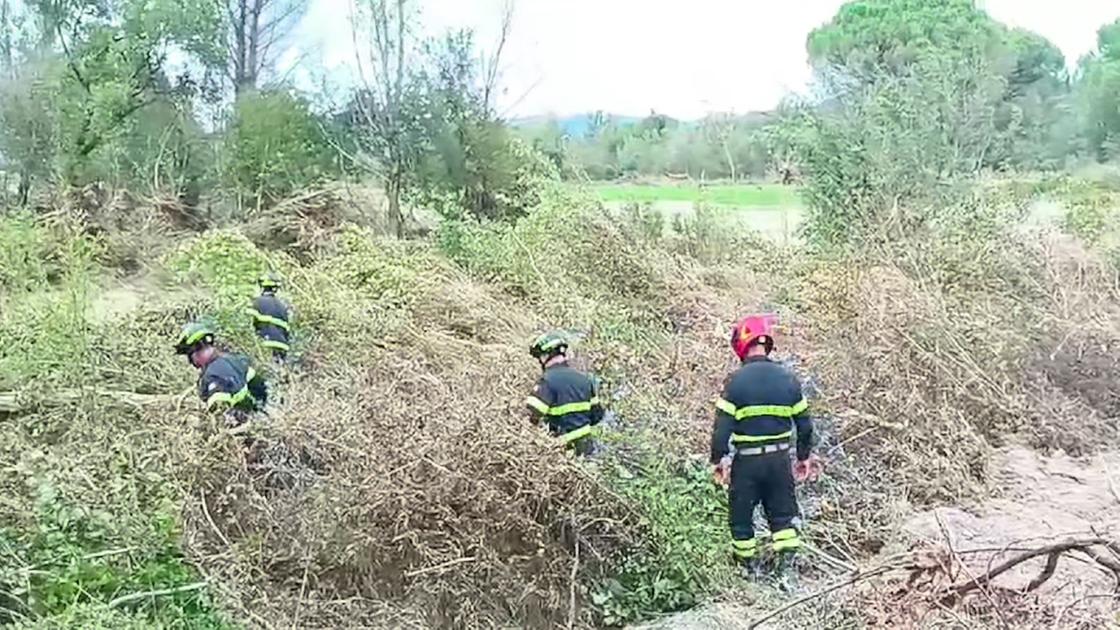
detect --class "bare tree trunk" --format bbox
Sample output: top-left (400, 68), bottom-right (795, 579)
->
top-left (0, 0), bottom-right (13, 79)
top-left (723, 141), bottom-right (736, 182)
top-left (482, 0), bottom-right (514, 117)
top-left (247, 0), bottom-right (262, 91)
top-left (233, 0), bottom-right (248, 94)
top-left (229, 0), bottom-right (305, 96)
top-left (387, 168), bottom-right (403, 237)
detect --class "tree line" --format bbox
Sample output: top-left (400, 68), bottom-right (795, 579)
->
top-left (0, 0), bottom-right (547, 235)
top-left (0, 0), bottom-right (1117, 235)
top-left (519, 1), bottom-right (1120, 183)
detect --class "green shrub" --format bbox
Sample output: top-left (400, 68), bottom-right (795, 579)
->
top-left (161, 229), bottom-right (301, 360)
top-left (0, 482), bottom-right (225, 628)
top-left (595, 449), bottom-right (732, 626)
top-left (437, 187), bottom-right (669, 307)
top-left (0, 218), bottom-right (99, 387)
top-left (0, 213), bottom-right (51, 292)
top-left (224, 90), bottom-right (337, 205)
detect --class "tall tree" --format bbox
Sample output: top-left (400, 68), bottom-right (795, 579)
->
top-left (1075, 18), bottom-right (1120, 160)
top-left (226, 0), bottom-right (307, 95)
top-left (349, 0), bottom-right (420, 236)
top-left (0, 0), bottom-right (222, 190)
top-left (807, 0), bottom-right (1004, 76)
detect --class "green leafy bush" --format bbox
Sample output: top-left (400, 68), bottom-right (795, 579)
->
top-left (224, 91), bottom-right (337, 204)
top-left (0, 213), bottom-right (52, 292)
top-left (0, 217), bottom-right (100, 387)
top-left (0, 479), bottom-right (225, 628)
top-left (594, 451), bottom-right (732, 626)
top-left (161, 229), bottom-right (295, 356)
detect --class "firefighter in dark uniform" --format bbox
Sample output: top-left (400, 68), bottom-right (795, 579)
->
top-left (525, 331), bottom-right (604, 455)
top-left (710, 314), bottom-right (817, 585)
top-left (248, 272), bottom-right (292, 360)
top-left (174, 321), bottom-right (268, 418)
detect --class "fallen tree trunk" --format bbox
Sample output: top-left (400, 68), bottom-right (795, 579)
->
top-left (0, 389), bottom-right (179, 414)
top-left (748, 533), bottom-right (1120, 628)
top-left (939, 535), bottom-right (1120, 605)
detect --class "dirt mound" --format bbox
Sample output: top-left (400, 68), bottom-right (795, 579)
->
top-left (242, 184), bottom-right (394, 256)
top-left (883, 447), bottom-right (1120, 627)
top-left (907, 446), bottom-right (1120, 572)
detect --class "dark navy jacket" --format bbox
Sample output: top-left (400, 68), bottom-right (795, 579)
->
top-left (526, 363), bottom-right (603, 443)
top-left (199, 353), bottom-right (267, 411)
top-left (249, 292), bottom-right (291, 353)
top-left (710, 356), bottom-right (813, 463)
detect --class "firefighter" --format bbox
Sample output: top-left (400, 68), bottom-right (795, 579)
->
top-left (710, 314), bottom-right (817, 586)
top-left (525, 331), bottom-right (604, 455)
top-left (248, 272), bottom-right (292, 360)
top-left (174, 321), bottom-right (268, 418)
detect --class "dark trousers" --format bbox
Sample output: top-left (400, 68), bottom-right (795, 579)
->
top-left (728, 450), bottom-right (802, 559)
top-left (569, 436), bottom-right (599, 456)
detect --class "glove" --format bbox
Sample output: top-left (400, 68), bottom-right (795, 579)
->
top-left (712, 457), bottom-right (731, 487)
top-left (793, 454), bottom-right (824, 483)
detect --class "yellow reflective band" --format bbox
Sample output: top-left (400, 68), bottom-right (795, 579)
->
top-left (590, 396), bottom-right (601, 406)
top-left (547, 401), bottom-right (594, 416)
top-left (246, 367), bottom-right (256, 382)
top-left (772, 528), bottom-right (801, 551)
top-left (559, 424), bottom-right (593, 444)
top-left (773, 539), bottom-right (802, 551)
top-left (261, 339), bottom-right (290, 351)
top-left (206, 392), bottom-right (232, 408)
top-left (731, 539), bottom-right (758, 558)
top-left (790, 398), bottom-right (808, 415)
top-left (205, 386), bottom-right (249, 409)
top-left (735, 405), bottom-right (802, 420)
top-left (730, 431), bottom-right (793, 443)
top-left (772, 529), bottom-right (798, 541)
top-left (526, 396), bottom-right (550, 414)
top-left (716, 398), bottom-right (737, 415)
top-left (247, 308), bottom-right (290, 331)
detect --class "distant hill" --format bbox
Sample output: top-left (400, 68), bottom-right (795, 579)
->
top-left (510, 111), bottom-right (776, 136)
top-left (510, 113), bottom-right (646, 137)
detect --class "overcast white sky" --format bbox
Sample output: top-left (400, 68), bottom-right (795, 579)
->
top-left (289, 0), bottom-right (1120, 119)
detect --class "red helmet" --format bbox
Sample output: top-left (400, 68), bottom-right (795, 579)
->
top-left (729, 314), bottom-right (777, 360)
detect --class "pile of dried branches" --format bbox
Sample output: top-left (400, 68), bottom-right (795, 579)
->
top-left (242, 184), bottom-right (392, 255)
top-left (750, 533), bottom-right (1120, 629)
top-left (790, 227), bottom-right (1120, 559)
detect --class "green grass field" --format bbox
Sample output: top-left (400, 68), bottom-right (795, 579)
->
top-left (592, 183), bottom-right (802, 207)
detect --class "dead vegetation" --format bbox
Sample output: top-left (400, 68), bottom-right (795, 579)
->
top-left (3, 186), bottom-right (1120, 628)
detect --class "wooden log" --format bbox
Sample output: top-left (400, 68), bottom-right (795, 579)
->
top-left (0, 389), bottom-right (178, 414)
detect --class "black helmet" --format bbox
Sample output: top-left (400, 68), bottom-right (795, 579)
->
top-left (258, 271), bottom-right (282, 290)
top-left (174, 321), bottom-right (216, 354)
top-left (529, 330), bottom-right (568, 359)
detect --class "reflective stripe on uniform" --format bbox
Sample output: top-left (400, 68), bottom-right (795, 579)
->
top-left (771, 528), bottom-right (801, 552)
top-left (526, 397), bottom-right (600, 416)
top-left (526, 396), bottom-right (550, 414)
top-left (246, 308), bottom-right (291, 331)
top-left (549, 401), bottom-right (593, 415)
top-left (206, 386), bottom-right (249, 409)
top-left (716, 398), bottom-right (809, 420)
top-left (731, 537), bottom-right (758, 558)
top-left (559, 424), bottom-right (594, 444)
top-left (731, 430), bottom-right (793, 443)
top-left (261, 339), bottom-right (290, 352)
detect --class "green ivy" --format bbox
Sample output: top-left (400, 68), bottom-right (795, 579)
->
top-left (0, 480), bottom-right (227, 628)
top-left (594, 449), bottom-right (733, 626)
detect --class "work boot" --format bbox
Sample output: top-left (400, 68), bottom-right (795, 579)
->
top-left (737, 556), bottom-right (763, 581)
top-left (770, 553), bottom-right (800, 592)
